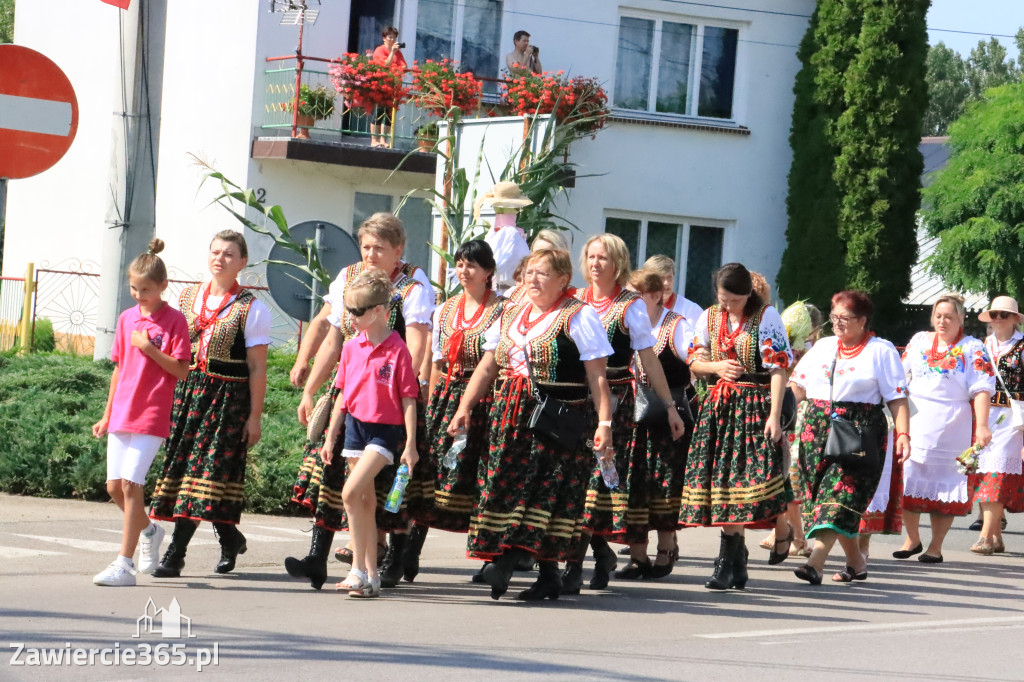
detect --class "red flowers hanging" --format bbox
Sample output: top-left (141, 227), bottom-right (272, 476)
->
top-left (412, 59), bottom-right (483, 117)
top-left (500, 71), bottom-right (609, 134)
top-left (329, 53), bottom-right (410, 115)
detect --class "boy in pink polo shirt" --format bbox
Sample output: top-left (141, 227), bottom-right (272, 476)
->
top-left (91, 239), bottom-right (191, 586)
top-left (324, 269), bottom-right (419, 598)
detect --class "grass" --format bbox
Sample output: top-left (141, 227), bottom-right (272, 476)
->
top-left (0, 349), bottom-right (308, 515)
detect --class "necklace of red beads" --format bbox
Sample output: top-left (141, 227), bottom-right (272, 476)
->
top-left (193, 281), bottom-right (241, 333)
top-left (584, 286), bottom-right (621, 317)
top-left (837, 332), bottom-right (872, 359)
top-left (927, 331), bottom-right (963, 364)
top-left (517, 294), bottom-right (566, 335)
top-left (717, 308), bottom-right (747, 359)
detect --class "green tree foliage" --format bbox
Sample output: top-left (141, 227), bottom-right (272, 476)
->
top-left (832, 0), bottom-right (928, 325)
top-left (923, 34), bottom-right (1022, 135)
top-left (0, 0), bottom-right (13, 45)
top-left (778, 0), bottom-right (928, 331)
top-left (922, 83), bottom-right (1024, 299)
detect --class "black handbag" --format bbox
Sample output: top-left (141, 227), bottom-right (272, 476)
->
top-left (823, 355), bottom-right (881, 470)
top-left (634, 384), bottom-right (693, 426)
top-left (524, 348), bottom-right (587, 449)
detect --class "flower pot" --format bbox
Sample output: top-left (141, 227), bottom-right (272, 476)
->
top-left (293, 113), bottom-right (316, 139)
top-left (417, 138), bottom-right (436, 153)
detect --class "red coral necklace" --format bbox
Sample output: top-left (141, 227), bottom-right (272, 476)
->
top-left (927, 331), bottom-right (963, 364)
top-left (518, 295), bottom-right (566, 335)
top-left (717, 308), bottom-right (747, 358)
top-left (584, 286), bottom-right (620, 317)
top-left (193, 281), bottom-right (241, 333)
top-left (837, 332), bottom-right (873, 359)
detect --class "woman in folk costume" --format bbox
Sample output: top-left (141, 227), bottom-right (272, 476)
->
top-left (504, 229), bottom-right (571, 305)
top-left (969, 296), bottom-right (1024, 555)
top-left (150, 230), bottom-right (271, 578)
top-left (679, 263), bottom-right (793, 590)
top-left (565, 235), bottom-right (686, 593)
top-left (285, 213), bottom-right (433, 590)
top-left (412, 240), bottom-right (503, 534)
top-left (474, 181), bottom-right (532, 295)
top-left (895, 294), bottom-right (994, 564)
top-left (612, 270), bottom-right (696, 580)
top-left (448, 248), bottom-right (615, 601)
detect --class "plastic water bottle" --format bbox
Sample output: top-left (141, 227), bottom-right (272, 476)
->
top-left (598, 449), bottom-right (619, 489)
top-left (384, 464), bottom-right (411, 513)
top-left (443, 433), bottom-right (467, 470)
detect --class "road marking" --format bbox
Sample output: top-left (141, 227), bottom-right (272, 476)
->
top-left (91, 528), bottom-right (219, 546)
top-left (0, 93), bottom-right (74, 136)
top-left (193, 528), bottom-right (304, 543)
top-left (248, 525), bottom-right (316, 536)
top-left (14, 534), bottom-right (122, 553)
top-left (698, 615), bottom-right (1024, 639)
top-left (0, 545), bottom-right (65, 558)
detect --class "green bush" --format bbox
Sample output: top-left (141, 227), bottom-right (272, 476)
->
top-left (0, 349), bottom-right (308, 516)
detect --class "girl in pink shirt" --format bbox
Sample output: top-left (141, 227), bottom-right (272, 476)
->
top-left (324, 269), bottom-right (419, 597)
top-left (91, 239), bottom-right (191, 587)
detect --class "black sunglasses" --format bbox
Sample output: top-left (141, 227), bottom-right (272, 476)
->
top-left (989, 311), bottom-right (1016, 320)
top-left (345, 300), bottom-right (387, 317)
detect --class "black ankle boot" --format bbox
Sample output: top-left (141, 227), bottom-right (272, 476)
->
top-left (153, 519), bottom-right (197, 578)
top-left (402, 524), bottom-right (428, 583)
top-left (284, 526), bottom-right (334, 590)
top-left (705, 532), bottom-right (742, 590)
top-left (518, 560), bottom-right (561, 601)
top-left (589, 535), bottom-right (617, 590)
top-left (471, 561), bottom-right (491, 583)
top-left (481, 548), bottom-right (524, 600)
top-left (560, 563), bottom-right (583, 594)
top-left (731, 537), bottom-right (749, 590)
top-left (213, 523), bottom-right (247, 574)
top-left (379, 533), bottom-right (408, 588)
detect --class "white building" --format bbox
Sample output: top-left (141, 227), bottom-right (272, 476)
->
top-left (3, 0), bottom-right (814, 344)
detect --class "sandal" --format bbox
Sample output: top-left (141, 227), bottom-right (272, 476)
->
top-left (791, 538), bottom-right (812, 558)
top-left (794, 564), bottom-right (822, 585)
top-left (335, 568), bottom-right (367, 591)
top-left (334, 546), bottom-right (354, 564)
top-left (768, 525), bottom-right (794, 565)
top-left (349, 573), bottom-right (382, 598)
top-left (650, 548), bottom-right (674, 579)
top-left (832, 565), bottom-right (868, 583)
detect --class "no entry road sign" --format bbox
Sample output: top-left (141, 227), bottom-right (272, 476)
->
top-left (0, 45), bottom-right (79, 179)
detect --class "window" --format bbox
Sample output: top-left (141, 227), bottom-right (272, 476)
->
top-left (354, 193), bottom-right (432, 275)
top-left (416, 0), bottom-right (502, 92)
top-left (604, 215), bottom-right (725, 308)
top-left (614, 15), bottom-right (738, 120)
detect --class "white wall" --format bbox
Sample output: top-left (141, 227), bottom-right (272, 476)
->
top-left (2, 0), bottom-right (120, 276)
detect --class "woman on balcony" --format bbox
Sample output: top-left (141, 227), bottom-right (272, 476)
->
top-left (284, 212), bottom-right (433, 590)
top-left (370, 26), bottom-right (406, 147)
top-left (565, 235), bottom-right (686, 593)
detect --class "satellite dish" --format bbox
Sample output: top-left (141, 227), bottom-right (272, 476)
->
top-left (265, 220), bottom-right (360, 322)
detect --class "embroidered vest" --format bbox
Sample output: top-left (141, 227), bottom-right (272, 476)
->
top-left (995, 338), bottom-right (1024, 395)
top-left (638, 310), bottom-right (690, 389)
top-left (706, 304), bottom-right (768, 374)
top-left (496, 297), bottom-right (588, 400)
top-left (436, 292), bottom-right (504, 378)
top-left (336, 262), bottom-right (419, 342)
top-left (574, 288), bottom-right (639, 379)
top-left (180, 284), bottom-right (254, 381)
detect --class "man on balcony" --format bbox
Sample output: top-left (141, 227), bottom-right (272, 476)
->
top-left (371, 26), bottom-right (407, 147)
top-left (504, 30), bottom-right (542, 76)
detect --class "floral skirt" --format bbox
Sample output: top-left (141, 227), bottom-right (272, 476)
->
top-left (150, 372), bottom-right (250, 524)
top-left (969, 471), bottom-right (1024, 513)
top-left (410, 378), bottom-right (492, 532)
top-left (798, 400), bottom-right (887, 538)
top-left (582, 382), bottom-right (636, 536)
top-left (467, 377), bottom-right (591, 562)
top-left (679, 382), bottom-right (790, 528)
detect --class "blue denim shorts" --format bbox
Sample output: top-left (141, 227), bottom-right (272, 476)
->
top-left (342, 414), bottom-right (404, 464)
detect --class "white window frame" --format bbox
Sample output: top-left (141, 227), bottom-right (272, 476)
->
top-left (612, 10), bottom-right (746, 124)
top-left (604, 210), bottom-right (732, 297)
top-left (405, 0), bottom-right (502, 72)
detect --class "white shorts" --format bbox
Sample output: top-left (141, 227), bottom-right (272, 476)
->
top-left (106, 431), bottom-right (164, 485)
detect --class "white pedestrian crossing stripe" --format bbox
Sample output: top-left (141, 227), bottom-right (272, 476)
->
top-left (14, 534), bottom-right (123, 553)
top-left (0, 545), bottom-right (65, 559)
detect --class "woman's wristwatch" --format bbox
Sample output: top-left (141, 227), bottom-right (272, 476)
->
top-left (598, 420), bottom-right (612, 428)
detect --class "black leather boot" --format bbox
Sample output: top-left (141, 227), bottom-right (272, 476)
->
top-left (589, 535), bottom-right (618, 590)
top-left (379, 533), bottom-right (408, 588)
top-left (152, 519), bottom-right (197, 578)
top-left (561, 538), bottom-right (587, 594)
top-left (402, 524), bottom-right (428, 583)
top-left (705, 531), bottom-right (741, 590)
top-left (213, 522), bottom-right (247, 574)
top-left (284, 526), bottom-right (334, 590)
top-left (518, 560), bottom-right (561, 601)
top-left (481, 548), bottom-right (525, 600)
top-left (731, 536), bottom-right (749, 590)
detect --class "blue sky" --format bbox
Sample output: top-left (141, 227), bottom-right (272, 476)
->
top-left (927, 0), bottom-right (1024, 58)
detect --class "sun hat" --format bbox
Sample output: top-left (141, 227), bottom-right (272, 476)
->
top-left (979, 295), bottom-right (1023, 322)
top-left (481, 181), bottom-right (533, 209)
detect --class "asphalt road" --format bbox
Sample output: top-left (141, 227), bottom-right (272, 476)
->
top-left (1, 493), bottom-right (1021, 681)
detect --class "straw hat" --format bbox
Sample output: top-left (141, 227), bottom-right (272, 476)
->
top-left (979, 295), bottom-right (1023, 322)
top-left (481, 181), bottom-right (533, 209)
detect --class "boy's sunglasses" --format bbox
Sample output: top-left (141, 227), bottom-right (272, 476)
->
top-left (345, 300), bottom-right (388, 318)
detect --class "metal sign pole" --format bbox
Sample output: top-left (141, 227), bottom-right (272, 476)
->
top-left (308, 222), bottom-right (324, 322)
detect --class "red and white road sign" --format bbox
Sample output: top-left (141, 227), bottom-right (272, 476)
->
top-left (0, 45), bottom-right (79, 179)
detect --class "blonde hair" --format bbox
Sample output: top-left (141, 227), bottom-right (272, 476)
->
top-left (528, 248), bottom-right (573, 282)
top-left (128, 238), bottom-right (168, 284)
top-left (212, 230), bottom-right (248, 259)
top-left (357, 212), bottom-right (406, 248)
top-left (629, 269), bottom-right (664, 294)
top-left (643, 254), bottom-right (675, 279)
top-left (532, 229), bottom-right (570, 253)
top-left (579, 234), bottom-right (631, 286)
top-left (346, 269), bottom-right (393, 308)
top-left (933, 293), bottom-right (966, 325)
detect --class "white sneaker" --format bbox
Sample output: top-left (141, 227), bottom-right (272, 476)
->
top-left (139, 523), bottom-right (165, 574)
top-left (94, 561), bottom-right (137, 587)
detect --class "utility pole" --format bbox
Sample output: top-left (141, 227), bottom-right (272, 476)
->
top-left (93, 0), bottom-right (167, 360)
